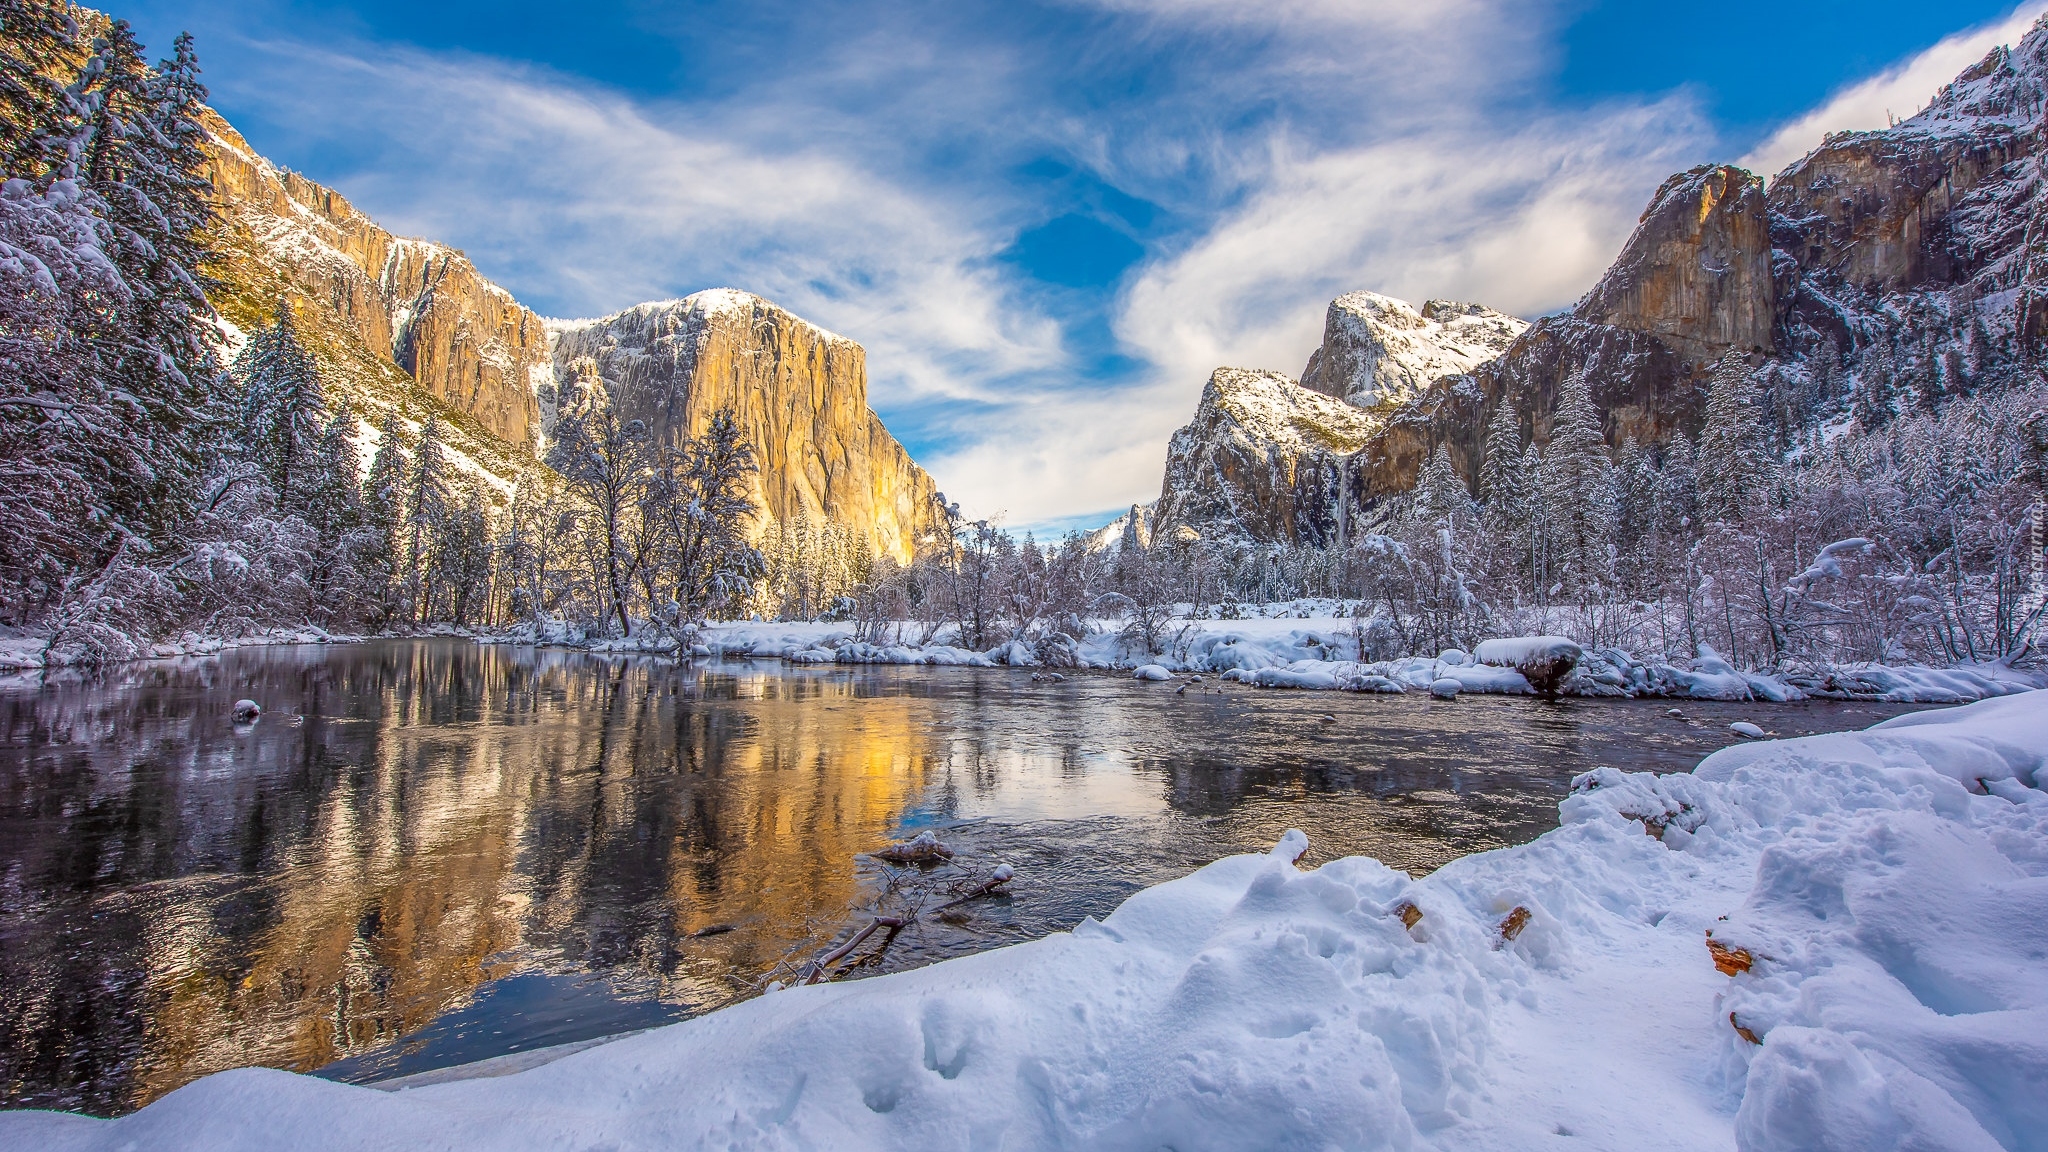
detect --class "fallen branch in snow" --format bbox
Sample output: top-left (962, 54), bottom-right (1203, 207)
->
top-left (801, 916), bottom-right (907, 985)
top-left (930, 865), bottom-right (1016, 914)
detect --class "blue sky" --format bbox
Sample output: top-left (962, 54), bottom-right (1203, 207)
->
top-left (123, 0), bottom-right (2048, 532)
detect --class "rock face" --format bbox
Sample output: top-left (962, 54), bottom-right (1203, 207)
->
top-left (1140, 14), bottom-right (2048, 546)
top-left (201, 113), bottom-right (549, 450)
top-left (1300, 293), bottom-right (1527, 407)
top-left (1576, 164), bottom-right (1777, 367)
top-left (199, 112), bottom-right (946, 556)
top-left (1151, 368), bottom-right (1384, 547)
top-left (550, 291), bottom-right (941, 564)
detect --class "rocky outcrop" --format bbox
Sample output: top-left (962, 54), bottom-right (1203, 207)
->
top-left (1300, 293), bottom-right (1527, 407)
top-left (201, 112), bottom-right (548, 450)
top-left (1151, 368), bottom-right (1385, 547)
top-left (549, 291), bottom-right (941, 564)
top-left (1576, 164), bottom-right (1776, 366)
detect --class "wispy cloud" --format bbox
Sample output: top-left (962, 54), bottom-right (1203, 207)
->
top-left (1740, 2), bottom-right (2048, 181)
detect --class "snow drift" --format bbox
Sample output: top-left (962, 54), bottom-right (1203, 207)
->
top-left (9, 691), bottom-right (2044, 1151)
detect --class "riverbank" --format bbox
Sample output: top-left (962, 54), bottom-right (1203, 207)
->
top-left (692, 615), bottom-right (2044, 704)
top-left (8, 608), bottom-right (2040, 706)
top-left (8, 688), bottom-right (2042, 1150)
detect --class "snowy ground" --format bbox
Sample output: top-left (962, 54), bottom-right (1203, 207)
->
top-left (8, 690), bottom-right (2043, 1151)
top-left (692, 608), bottom-right (2045, 705)
top-left (0, 624), bottom-right (363, 680)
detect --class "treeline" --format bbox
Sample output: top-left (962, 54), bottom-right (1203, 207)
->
top-left (820, 354), bottom-right (2048, 674)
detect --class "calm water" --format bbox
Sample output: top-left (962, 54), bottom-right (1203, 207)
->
top-left (0, 640), bottom-right (1929, 1115)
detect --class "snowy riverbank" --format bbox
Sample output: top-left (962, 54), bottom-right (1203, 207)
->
top-left (9, 690), bottom-right (2044, 1151)
top-left (694, 614), bottom-right (2045, 704)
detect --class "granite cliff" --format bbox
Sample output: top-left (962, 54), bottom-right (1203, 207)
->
top-left (549, 292), bottom-right (941, 564)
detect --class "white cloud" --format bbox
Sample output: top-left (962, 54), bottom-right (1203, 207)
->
top-left (1740, 2), bottom-right (2048, 181)
top-left (217, 39), bottom-right (1065, 414)
top-left (1114, 102), bottom-right (1704, 397)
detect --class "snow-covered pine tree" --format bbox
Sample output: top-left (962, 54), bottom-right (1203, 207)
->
top-left (1697, 353), bottom-right (1777, 523)
top-left (235, 303), bottom-right (324, 502)
top-left (403, 415), bottom-right (454, 623)
top-left (359, 408), bottom-right (408, 622)
top-left (1536, 372), bottom-right (1617, 592)
top-left (1614, 438), bottom-right (1659, 590)
top-left (648, 408), bottom-right (765, 620)
top-left (1478, 402), bottom-right (1525, 520)
top-left (432, 483), bottom-right (495, 626)
top-left (0, 0), bottom-right (77, 171)
top-left (1411, 444), bottom-right (1473, 532)
top-left (78, 20), bottom-right (222, 545)
top-left (1854, 340), bottom-right (1898, 430)
top-left (1656, 432), bottom-right (1699, 536)
top-left (301, 405), bottom-right (369, 622)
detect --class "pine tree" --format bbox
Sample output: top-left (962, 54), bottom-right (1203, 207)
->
top-left (1411, 444), bottom-right (1472, 531)
top-left (1696, 354), bottom-right (1777, 523)
top-left (403, 415), bottom-right (454, 623)
top-left (359, 409), bottom-right (408, 622)
top-left (1655, 432), bottom-right (1699, 537)
top-left (1854, 340), bottom-right (1897, 430)
top-left (235, 303), bottom-right (324, 502)
top-left (0, 0), bottom-right (77, 172)
top-left (1479, 401), bottom-right (1525, 515)
top-left (646, 408), bottom-right (765, 620)
top-left (1536, 372), bottom-right (1617, 592)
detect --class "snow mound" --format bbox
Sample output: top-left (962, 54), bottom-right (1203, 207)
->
top-left (12, 693), bottom-right (2044, 1150)
top-left (1132, 664), bottom-right (1173, 681)
top-left (1474, 635), bottom-right (1582, 667)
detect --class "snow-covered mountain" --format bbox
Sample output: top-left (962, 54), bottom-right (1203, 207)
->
top-left (1300, 292), bottom-right (1527, 408)
top-left (201, 114), bottom-right (943, 553)
top-left (1140, 14), bottom-right (2048, 546)
top-left (549, 291), bottom-right (941, 564)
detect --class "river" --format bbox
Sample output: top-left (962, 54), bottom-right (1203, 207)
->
top-left (0, 639), bottom-right (1929, 1115)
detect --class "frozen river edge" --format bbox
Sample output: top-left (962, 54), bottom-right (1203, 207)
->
top-left (6, 690), bottom-right (2044, 1151)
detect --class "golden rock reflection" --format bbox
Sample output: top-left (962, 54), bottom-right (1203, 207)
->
top-left (1, 643), bottom-right (955, 1114)
top-left (2, 639), bottom-right (1834, 1117)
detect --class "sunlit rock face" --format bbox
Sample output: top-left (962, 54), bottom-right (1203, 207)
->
top-left (1151, 368), bottom-right (1384, 548)
top-left (549, 291), bottom-right (942, 564)
top-left (200, 113), bottom-right (548, 450)
top-left (1300, 292), bottom-right (1526, 408)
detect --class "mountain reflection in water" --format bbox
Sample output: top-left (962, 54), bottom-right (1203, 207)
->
top-left (0, 639), bottom-right (1924, 1115)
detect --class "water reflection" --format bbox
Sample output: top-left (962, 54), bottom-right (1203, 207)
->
top-left (0, 641), bottom-right (1923, 1115)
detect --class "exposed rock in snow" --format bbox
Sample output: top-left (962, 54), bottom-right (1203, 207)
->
top-left (1300, 292), bottom-right (1527, 408)
top-left (548, 290), bottom-right (944, 564)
